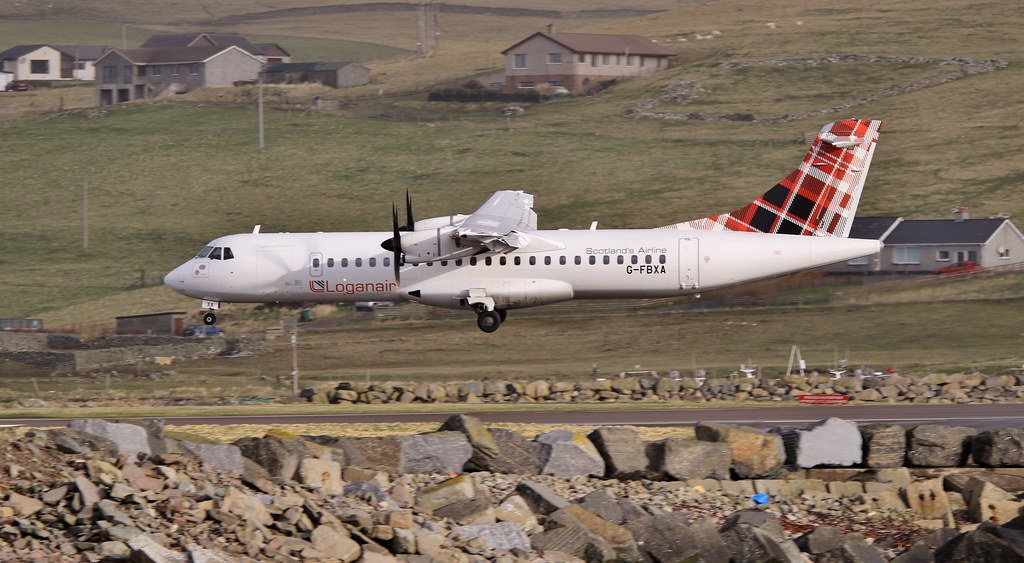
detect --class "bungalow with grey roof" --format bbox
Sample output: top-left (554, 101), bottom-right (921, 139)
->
top-left (94, 45), bottom-right (262, 105)
top-left (825, 209), bottom-right (1024, 274)
top-left (140, 33), bottom-right (291, 65)
top-left (0, 44), bottom-right (112, 82)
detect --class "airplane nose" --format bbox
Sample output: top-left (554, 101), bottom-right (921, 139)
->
top-left (164, 263), bottom-right (189, 294)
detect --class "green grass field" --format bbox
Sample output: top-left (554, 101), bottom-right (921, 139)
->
top-left (0, 0), bottom-right (1022, 385)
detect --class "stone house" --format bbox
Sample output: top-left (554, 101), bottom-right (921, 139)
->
top-left (500, 30), bottom-right (674, 94)
top-left (93, 45), bottom-right (263, 105)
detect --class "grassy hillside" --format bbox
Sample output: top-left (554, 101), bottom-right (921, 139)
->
top-left (0, 0), bottom-right (1021, 364)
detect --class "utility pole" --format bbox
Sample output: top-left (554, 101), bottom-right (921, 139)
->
top-left (82, 174), bottom-right (89, 251)
top-left (257, 77), bottom-right (265, 150)
top-left (290, 325), bottom-right (299, 396)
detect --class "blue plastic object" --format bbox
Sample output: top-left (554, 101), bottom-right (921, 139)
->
top-left (752, 493), bottom-right (770, 505)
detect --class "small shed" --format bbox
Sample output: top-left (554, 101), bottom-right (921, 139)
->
top-left (260, 61), bottom-right (370, 89)
top-left (116, 311), bottom-right (188, 335)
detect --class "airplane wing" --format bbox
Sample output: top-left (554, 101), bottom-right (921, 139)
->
top-left (456, 190), bottom-right (538, 253)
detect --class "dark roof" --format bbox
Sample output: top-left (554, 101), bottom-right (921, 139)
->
top-left (107, 46), bottom-right (244, 64)
top-left (884, 218), bottom-right (1007, 245)
top-left (141, 33), bottom-right (262, 55)
top-left (52, 45), bottom-right (112, 60)
top-left (0, 44), bottom-right (48, 59)
top-left (502, 32), bottom-right (675, 56)
top-left (255, 43), bottom-right (291, 57)
top-left (848, 216), bottom-right (902, 240)
top-left (263, 61), bottom-right (358, 73)
top-left (2, 44), bottom-right (113, 61)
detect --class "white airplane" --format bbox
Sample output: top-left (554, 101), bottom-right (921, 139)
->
top-left (165, 119), bottom-right (883, 333)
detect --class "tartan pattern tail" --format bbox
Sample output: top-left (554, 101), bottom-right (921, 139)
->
top-left (663, 119), bottom-right (881, 237)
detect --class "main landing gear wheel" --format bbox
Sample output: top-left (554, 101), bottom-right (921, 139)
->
top-left (497, 309), bottom-right (507, 323)
top-left (202, 312), bottom-right (217, 325)
top-left (476, 310), bottom-right (502, 333)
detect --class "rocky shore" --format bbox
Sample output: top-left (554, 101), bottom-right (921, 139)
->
top-left (3, 414), bottom-right (1024, 562)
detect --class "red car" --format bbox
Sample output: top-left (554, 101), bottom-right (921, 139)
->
top-left (936, 260), bottom-right (982, 274)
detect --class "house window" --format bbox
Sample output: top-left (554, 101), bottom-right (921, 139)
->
top-left (602, 54), bottom-right (610, 65)
top-left (627, 55), bottom-right (637, 66)
top-left (137, 66), bottom-right (146, 77)
top-left (30, 59), bottom-right (49, 74)
top-left (548, 53), bottom-right (562, 64)
top-left (657, 58), bottom-right (666, 69)
top-left (514, 54), bottom-right (527, 68)
top-left (616, 55), bottom-right (622, 65)
top-left (847, 256), bottom-right (871, 266)
top-left (578, 53), bottom-right (586, 63)
top-left (893, 247), bottom-right (920, 265)
top-left (590, 55), bottom-right (598, 68)
top-left (936, 250), bottom-right (951, 261)
top-left (999, 247), bottom-right (1011, 259)
top-left (151, 65), bottom-right (161, 76)
top-left (171, 64), bottom-right (180, 76)
top-left (123, 66), bottom-right (133, 83)
top-left (548, 81), bottom-right (562, 87)
top-left (517, 81), bottom-right (534, 89)
top-left (189, 63), bottom-right (199, 75)
top-left (102, 65), bottom-right (117, 82)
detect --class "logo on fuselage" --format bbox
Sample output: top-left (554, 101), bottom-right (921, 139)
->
top-left (309, 280), bottom-right (398, 294)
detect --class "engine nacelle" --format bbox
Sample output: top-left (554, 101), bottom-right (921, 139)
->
top-left (400, 225), bottom-right (476, 263)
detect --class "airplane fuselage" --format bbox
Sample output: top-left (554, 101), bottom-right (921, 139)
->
top-left (164, 228), bottom-right (880, 309)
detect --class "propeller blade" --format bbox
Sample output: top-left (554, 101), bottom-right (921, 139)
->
top-left (391, 203), bottom-right (402, 286)
top-left (403, 190), bottom-right (415, 231)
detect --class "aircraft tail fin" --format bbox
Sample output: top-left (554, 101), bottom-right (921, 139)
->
top-left (663, 119), bottom-right (882, 237)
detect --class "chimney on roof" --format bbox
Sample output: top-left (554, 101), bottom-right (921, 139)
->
top-left (547, 24), bottom-right (556, 34)
top-left (953, 206), bottom-right (970, 222)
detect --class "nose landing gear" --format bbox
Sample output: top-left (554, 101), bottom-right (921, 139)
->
top-left (475, 308), bottom-right (507, 333)
top-left (202, 312), bottom-right (217, 325)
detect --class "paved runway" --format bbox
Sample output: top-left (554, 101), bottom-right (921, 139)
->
top-left (2, 403), bottom-right (1023, 430)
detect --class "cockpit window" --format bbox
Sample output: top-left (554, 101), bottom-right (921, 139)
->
top-left (209, 247), bottom-right (223, 260)
top-left (196, 246), bottom-right (214, 258)
top-left (223, 247), bottom-right (234, 260)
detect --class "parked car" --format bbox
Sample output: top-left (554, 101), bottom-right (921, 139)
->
top-left (936, 260), bottom-right (982, 275)
top-left (4, 81), bottom-right (31, 92)
top-left (354, 301), bottom-right (394, 312)
top-left (183, 324), bottom-right (224, 336)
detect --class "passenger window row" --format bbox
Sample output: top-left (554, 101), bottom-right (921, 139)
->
top-left (317, 254), bottom-right (667, 268)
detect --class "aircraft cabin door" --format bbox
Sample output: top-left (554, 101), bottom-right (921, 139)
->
top-left (678, 238), bottom-right (699, 289)
top-left (309, 252), bottom-right (323, 277)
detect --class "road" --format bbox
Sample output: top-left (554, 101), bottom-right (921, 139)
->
top-left (2, 403), bottom-right (1023, 430)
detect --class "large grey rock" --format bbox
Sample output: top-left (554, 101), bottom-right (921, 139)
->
top-left (127, 533), bottom-right (187, 563)
top-left (646, 437), bottom-right (731, 480)
top-left (515, 480), bottom-right (569, 516)
top-left (539, 504), bottom-right (641, 562)
top-left (587, 427), bottom-right (652, 480)
top-left (416, 474), bottom-right (476, 512)
top-left (860, 423), bottom-right (907, 468)
top-left (439, 415), bottom-right (539, 474)
top-left (719, 510), bottom-right (802, 563)
top-left (935, 527), bottom-right (1024, 562)
top-left (454, 521), bottom-right (531, 552)
top-left (433, 493), bottom-right (496, 525)
top-left (398, 432), bottom-right (472, 475)
top-left (68, 419), bottom-right (151, 456)
top-left (625, 513), bottom-right (730, 563)
top-left (818, 542), bottom-right (887, 563)
top-left (576, 490), bottom-right (624, 525)
top-left (973, 429), bottom-right (1024, 467)
top-left (906, 425), bottom-right (976, 467)
top-left (771, 417), bottom-right (862, 468)
top-left (47, 427), bottom-right (118, 456)
top-left (533, 430), bottom-right (605, 479)
top-left (796, 526), bottom-right (846, 554)
top-left (696, 423), bottom-right (786, 479)
top-left (179, 441), bottom-right (245, 473)
top-left (233, 434), bottom-right (312, 480)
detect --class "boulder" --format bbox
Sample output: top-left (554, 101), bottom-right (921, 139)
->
top-left (963, 477), bottom-right (1024, 525)
top-left (904, 478), bottom-right (953, 523)
top-left (534, 504), bottom-right (641, 562)
top-left (696, 423), bottom-right (785, 479)
top-left (771, 417), bottom-right (862, 468)
top-left (719, 510), bottom-right (802, 563)
top-left (935, 527), bottom-right (1024, 562)
top-left (233, 434), bottom-right (312, 480)
top-left (515, 480), bottom-right (569, 516)
top-left (860, 423), bottom-right (907, 468)
top-left (68, 419), bottom-right (151, 456)
top-left (298, 458), bottom-right (344, 496)
top-left (179, 441), bottom-right (245, 473)
top-left (625, 513), bottom-right (730, 563)
top-left (439, 415), bottom-right (539, 474)
top-left (416, 474), bottom-right (475, 513)
top-left (646, 437), bottom-right (731, 480)
top-left (397, 432), bottom-right (472, 475)
top-left (587, 427), bottom-right (652, 480)
top-left (534, 430), bottom-right (605, 479)
top-left (796, 526), bottom-right (846, 555)
top-left (973, 429), bottom-right (1024, 467)
top-left (906, 425), bottom-right (976, 467)
top-left (454, 521), bottom-right (532, 552)
top-left (433, 494), bottom-right (496, 525)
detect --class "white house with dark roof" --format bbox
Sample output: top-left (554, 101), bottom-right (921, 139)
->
top-left (500, 30), bottom-right (675, 94)
top-left (826, 210), bottom-right (1024, 274)
top-left (0, 44), bottom-right (112, 82)
top-left (93, 45), bottom-right (262, 105)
